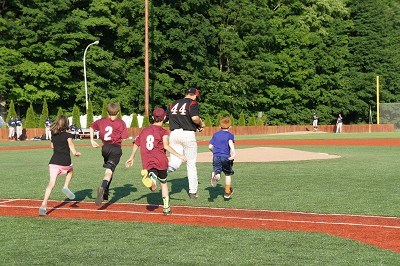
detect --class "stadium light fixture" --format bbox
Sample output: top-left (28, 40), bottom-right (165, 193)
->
top-left (83, 40), bottom-right (99, 114)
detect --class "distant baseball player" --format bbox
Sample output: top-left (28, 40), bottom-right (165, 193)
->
top-left (7, 116), bottom-right (16, 141)
top-left (313, 113), bottom-right (318, 132)
top-left (165, 88), bottom-right (205, 199)
top-left (16, 116), bottom-right (23, 140)
top-left (90, 103), bottom-right (129, 205)
top-left (125, 107), bottom-right (187, 215)
top-left (45, 117), bottom-right (52, 140)
top-left (209, 117), bottom-right (236, 199)
top-left (336, 113), bottom-right (343, 133)
top-left (39, 115), bottom-right (81, 216)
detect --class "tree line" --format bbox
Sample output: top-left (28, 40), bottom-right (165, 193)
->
top-left (1, 0), bottom-right (399, 126)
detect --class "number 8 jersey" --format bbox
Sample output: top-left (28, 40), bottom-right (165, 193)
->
top-left (134, 124), bottom-right (169, 170)
top-left (167, 98), bottom-right (200, 131)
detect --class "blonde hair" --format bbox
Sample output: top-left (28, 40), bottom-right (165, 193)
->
top-left (107, 103), bottom-right (120, 116)
top-left (51, 115), bottom-right (70, 135)
top-left (220, 117), bottom-right (232, 129)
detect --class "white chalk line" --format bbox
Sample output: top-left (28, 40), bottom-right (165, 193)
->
top-left (1, 204), bottom-right (399, 230)
top-left (2, 198), bottom-right (399, 220)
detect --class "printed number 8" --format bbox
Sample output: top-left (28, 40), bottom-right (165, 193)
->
top-left (146, 135), bottom-right (154, 150)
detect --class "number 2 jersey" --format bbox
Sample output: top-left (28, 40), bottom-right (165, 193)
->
top-left (167, 98), bottom-right (200, 131)
top-left (134, 124), bottom-right (169, 170)
top-left (90, 118), bottom-right (128, 145)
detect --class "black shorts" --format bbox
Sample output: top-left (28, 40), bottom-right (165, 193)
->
top-left (101, 144), bottom-right (122, 172)
top-left (149, 169), bottom-right (168, 182)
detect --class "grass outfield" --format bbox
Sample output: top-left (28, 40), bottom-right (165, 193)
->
top-left (0, 133), bottom-right (399, 264)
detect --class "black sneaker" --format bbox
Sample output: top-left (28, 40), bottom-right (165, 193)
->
top-left (95, 186), bottom-right (104, 206)
top-left (103, 192), bottom-right (109, 201)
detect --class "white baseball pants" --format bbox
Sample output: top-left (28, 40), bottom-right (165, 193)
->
top-left (169, 129), bottom-right (198, 194)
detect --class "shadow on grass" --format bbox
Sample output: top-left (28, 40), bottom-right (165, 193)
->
top-left (128, 176), bottom-right (191, 211)
top-left (98, 184), bottom-right (137, 210)
top-left (205, 184), bottom-right (226, 202)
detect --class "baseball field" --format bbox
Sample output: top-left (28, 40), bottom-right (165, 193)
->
top-left (0, 132), bottom-right (399, 265)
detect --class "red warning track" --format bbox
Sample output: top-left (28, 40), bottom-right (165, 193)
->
top-left (1, 199), bottom-right (399, 253)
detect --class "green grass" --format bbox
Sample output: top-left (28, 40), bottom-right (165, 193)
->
top-left (1, 217), bottom-right (398, 265)
top-left (0, 134), bottom-right (399, 264)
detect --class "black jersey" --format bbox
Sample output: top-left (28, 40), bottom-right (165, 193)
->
top-left (49, 131), bottom-right (74, 166)
top-left (167, 98), bottom-right (200, 131)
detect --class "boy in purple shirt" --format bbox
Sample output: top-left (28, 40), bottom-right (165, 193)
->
top-left (125, 108), bottom-right (186, 215)
top-left (209, 117), bottom-right (236, 199)
top-left (90, 103), bottom-right (129, 205)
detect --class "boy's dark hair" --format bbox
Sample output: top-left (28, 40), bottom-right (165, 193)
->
top-left (220, 117), bottom-right (232, 129)
top-left (107, 103), bottom-right (120, 116)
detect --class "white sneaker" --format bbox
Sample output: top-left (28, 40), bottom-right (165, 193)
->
top-left (210, 172), bottom-right (217, 187)
top-left (39, 207), bottom-right (47, 216)
top-left (62, 187), bottom-right (75, 200)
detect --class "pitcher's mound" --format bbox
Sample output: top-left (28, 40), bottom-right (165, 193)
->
top-left (197, 147), bottom-right (340, 163)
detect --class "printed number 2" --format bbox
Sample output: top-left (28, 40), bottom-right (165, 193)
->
top-left (104, 126), bottom-right (113, 141)
top-left (170, 103), bottom-right (187, 115)
top-left (146, 135), bottom-right (154, 150)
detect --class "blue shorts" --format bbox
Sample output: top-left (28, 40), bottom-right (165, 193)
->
top-left (212, 156), bottom-right (234, 176)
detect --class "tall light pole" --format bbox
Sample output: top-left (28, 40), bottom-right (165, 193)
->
top-left (84, 40), bottom-right (99, 114)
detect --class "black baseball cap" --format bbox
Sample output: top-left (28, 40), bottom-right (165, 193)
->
top-left (186, 88), bottom-right (200, 97)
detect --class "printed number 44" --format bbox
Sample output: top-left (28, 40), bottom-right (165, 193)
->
top-left (170, 103), bottom-right (187, 115)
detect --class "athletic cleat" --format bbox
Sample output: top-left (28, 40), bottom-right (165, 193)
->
top-left (224, 188), bottom-right (234, 199)
top-left (62, 187), bottom-right (75, 200)
top-left (95, 186), bottom-right (104, 206)
top-left (189, 193), bottom-right (199, 199)
top-left (210, 171), bottom-right (217, 187)
top-left (163, 207), bottom-right (172, 215)
top-left (39, 207), bottom-right (47, 216)
top-left (103, 192), bottom-right (109, 201)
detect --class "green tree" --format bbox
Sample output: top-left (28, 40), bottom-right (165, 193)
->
top-left (39, 99), bottom-right (49, 128)
top-left (56, 107), bottom-right (63, 118)
top-left (248, 116), bottom-right (256, 126)
top-left (6, 100), bottom-right (17, 120)
top-left (142, 115), bottom-right (150, 128)
top-left (117, 102), bottom-right (122, 119)
top-left (204, 114), bottom-right (213, 127)
top-left (238, 112), bottom-right (246, 126)
top-left (87, 99), bottom-right (94, 127)
top-left (101, 101), bottom-right (108, 118)
top-left (130, 113), bottom-right (139, 128)
top-left (72, 105), bottom-right (81, 128)
top-left (24, 103), bottom-right (37, 128)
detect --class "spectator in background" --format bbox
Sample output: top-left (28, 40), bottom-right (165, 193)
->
top-left (16, 116), bottom-right (23, 140)
top-left (336, 114), bottom-right (343, 133)
top-left (7, 116), bottom-right (16, 141)
top-left (45, 117), bottom-right (52, 140)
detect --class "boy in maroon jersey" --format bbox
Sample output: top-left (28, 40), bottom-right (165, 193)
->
top-left (90, 103), bottom-right (129, 206)
top-left (125, 107), bottom-right (186, 215)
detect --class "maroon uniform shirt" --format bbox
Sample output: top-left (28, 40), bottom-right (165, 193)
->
top-left (167, 98), bottom-right (200, 131)
top-left (135, 124), bottom-right (169, 170)
top-left (90, 118), bottom-right (128, 145)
